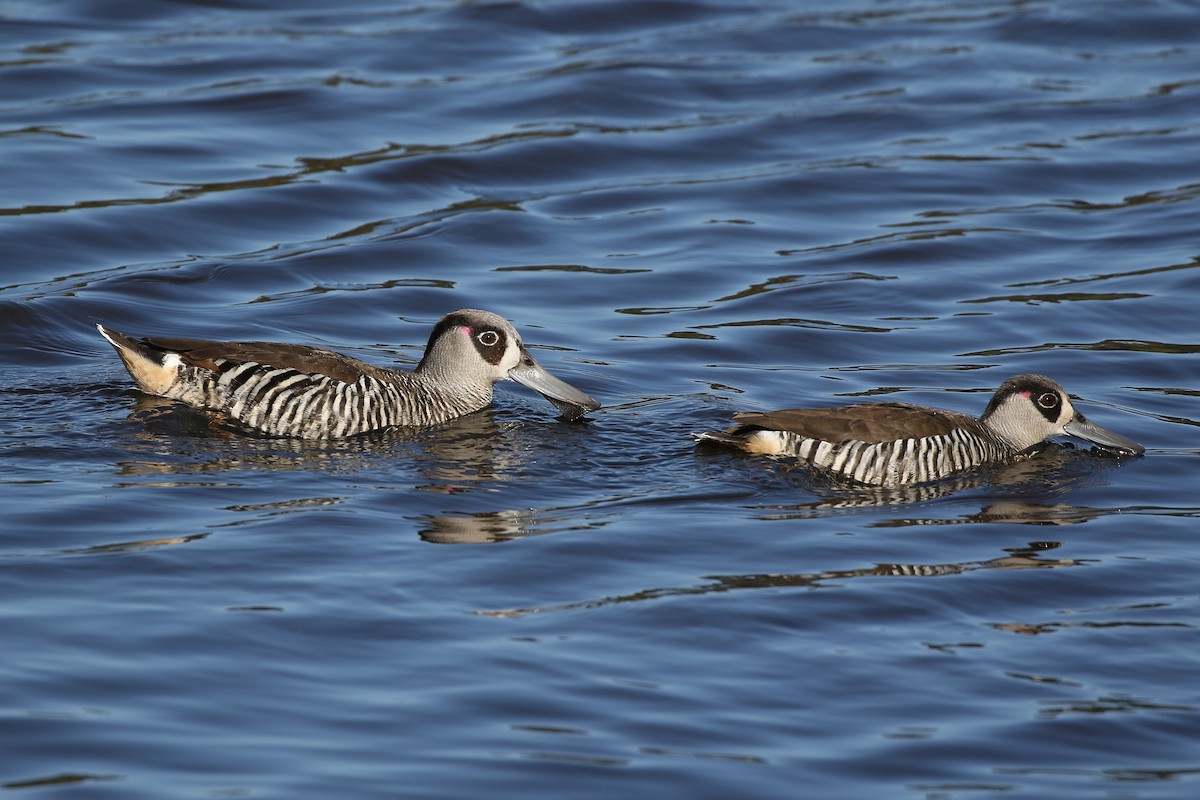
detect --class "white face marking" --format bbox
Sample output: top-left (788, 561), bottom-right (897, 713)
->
top-left (162, 352), bottom-right (184, 370)
top-left (1057, 395), bottom-right (1076, 428)
top-left (497, 337), bottom-right (523, 376)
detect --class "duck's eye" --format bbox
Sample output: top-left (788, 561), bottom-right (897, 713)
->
top-left (1037, 392), bottom-right (1058, 409)
top-left (476, 330), bottom-right (500, 347)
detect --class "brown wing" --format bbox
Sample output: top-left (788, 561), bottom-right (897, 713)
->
top-left (731, 402), bottom-right (980, 444)
top-left (134, 335), bottom-right (388, 385)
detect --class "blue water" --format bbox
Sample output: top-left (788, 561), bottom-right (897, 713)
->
top-left (2, 0), bottom-right (1199, 797)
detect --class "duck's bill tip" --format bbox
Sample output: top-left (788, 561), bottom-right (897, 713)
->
top-left (547, 395), bottom-right (600, 422)
top-left (1064, 415), bottom-right (1145, 456)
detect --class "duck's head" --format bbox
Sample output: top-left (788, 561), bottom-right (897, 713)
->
top-left (419, 309), bottom-right (599, 420)
top-left (980, 374), bottom-right (1142, 455)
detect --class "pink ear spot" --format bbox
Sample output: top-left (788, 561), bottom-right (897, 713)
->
top-left (1019, 390), bottom-right (1031, 398)
top-left (457, 325), bottom-right (472, 335)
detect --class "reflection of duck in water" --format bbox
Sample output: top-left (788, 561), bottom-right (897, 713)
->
top-left (98, 309), bottom-right (598, 438)
top-left (419, 505), bottom-right (608, 544)
top-left (478, 541), bottom-right (1078, 619)
top-left (695, 374), bottom-right (1142, 487)
top-left (419, 510), bottom-right (533, 545)
top-left (113, 405), bottom-right (528, 491)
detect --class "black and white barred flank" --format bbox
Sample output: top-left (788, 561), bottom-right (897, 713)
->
top-left (767, 426), bottom-right (1014, 486)
top-left (179, 359), bottom-right (489, 438)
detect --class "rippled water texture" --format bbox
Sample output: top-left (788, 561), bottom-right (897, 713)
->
top-left (2, 1), bottom-right (1199, 797)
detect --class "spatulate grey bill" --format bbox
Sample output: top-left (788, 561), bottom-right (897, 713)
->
top-left (693, 374), bottom-right (1142, 487)
top-left (507, 348), bottom-right (600, 422)
top-left (98, 309), bottom-right (599, 438)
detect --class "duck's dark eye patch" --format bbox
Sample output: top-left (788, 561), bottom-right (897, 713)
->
top-left (471, 328), bottom-right (507, 365)
top-left (1037, 392), bottom-right (1058, 409)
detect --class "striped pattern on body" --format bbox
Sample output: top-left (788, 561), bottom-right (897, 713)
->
top-left (759, 427), bottom-right (1013, 487)
top-left (171, 358), bottom-right (487, 438)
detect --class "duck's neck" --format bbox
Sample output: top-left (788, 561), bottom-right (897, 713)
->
top-left (389, 367), bottom-right (494, 424)
top-left (979, 415), bottom-right (1037, 453)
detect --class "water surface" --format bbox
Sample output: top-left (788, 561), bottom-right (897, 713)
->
top-left (2, 1), bottom-right (1199, 798)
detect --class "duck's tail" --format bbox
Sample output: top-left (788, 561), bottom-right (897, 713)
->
top-left (97, 323), bottom-right (181, 396)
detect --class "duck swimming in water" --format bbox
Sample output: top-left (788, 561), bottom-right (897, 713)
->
top-left (694, 374), bottom-right (1142, 487)
top-left (98, 309), bottom-right (599, 438)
